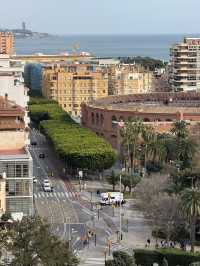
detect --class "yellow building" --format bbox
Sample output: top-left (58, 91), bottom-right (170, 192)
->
top-left (0, 32), bottom-right (14, 55)
top-left (107, 64), bottom-right (153, 95)
top-left (42, 63), bottom-right (108, 116)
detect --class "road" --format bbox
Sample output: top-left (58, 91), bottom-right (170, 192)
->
top-left (29, 128), bottom-right (153, 265)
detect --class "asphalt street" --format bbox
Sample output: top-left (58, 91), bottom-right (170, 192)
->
top-left (29, 128), bottom-right (153, 265)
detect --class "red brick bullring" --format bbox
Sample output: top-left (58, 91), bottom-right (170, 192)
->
top-left (81, 92), bottom-right (200, 150)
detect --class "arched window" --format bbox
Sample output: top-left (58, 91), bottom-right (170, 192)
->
top-left (100, 114), bottom-right (104, 125)
top-left (119, 116), bottom-right (124, 122)
top-left (111, 115), bottom-right (118, 128)
top-left (96, 113), bottom-right (99, 125)
top-left (91, 112), bottom-right (95, 125)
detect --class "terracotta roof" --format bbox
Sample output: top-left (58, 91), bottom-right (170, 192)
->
top-left (0, 148), bottom-right (26, 156)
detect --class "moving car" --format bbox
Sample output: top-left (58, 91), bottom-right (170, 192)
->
top-left (42, 179), bottom-right (53, 192)
top-left (100, 192), bottom-right (125, 206)
top-left (39, 153), bottom-right (45, 159)
top-left (43, 184), bottom-right (52, 192)
top-left (31, 141), bottom-right (37, 146)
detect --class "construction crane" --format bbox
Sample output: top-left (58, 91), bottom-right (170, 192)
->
top-left (72, 43), bottom-right (80, 62)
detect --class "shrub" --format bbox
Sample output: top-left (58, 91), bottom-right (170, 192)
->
top-left (134, 249), bottom-right (200, 266)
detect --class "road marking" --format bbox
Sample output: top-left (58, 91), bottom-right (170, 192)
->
top-left (57, 192), bottom-right (61, 197)
top-left (61, 192), bottom-right (65, 197)
top-left (41, 192), bottom-right (45, 197)
top-left (46, 193), bottom-right (49, 198)
top-left (65, 192), bottom-right (69, 198)
top-left (34, 193), bottom-right (37, 199)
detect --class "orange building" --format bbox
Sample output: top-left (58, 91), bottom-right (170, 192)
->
top-left (0, 32), bottom-right (14, 55)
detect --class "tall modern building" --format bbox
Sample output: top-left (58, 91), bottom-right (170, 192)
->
top-left (42, 63), bottom-right (108, 116)
top-left (0, 32), bottom-right (14, 55)
top-left (0, 96), bottom-right (33, 216)
top-left (24, 63), bottom-right (43, 91)
top-left (170, 37), bottom-right (200, 92)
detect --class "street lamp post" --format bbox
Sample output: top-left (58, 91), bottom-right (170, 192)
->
top-left (119, 168), bottom-right (125, 243)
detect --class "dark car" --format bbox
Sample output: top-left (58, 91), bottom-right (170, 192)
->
top-left (31, 141), bottom-right (37, 146)
top-left (39, 153), bottom-right (45, 159)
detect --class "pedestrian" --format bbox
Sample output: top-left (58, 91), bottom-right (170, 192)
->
top-left (147, 238), bottom-right (151, 247)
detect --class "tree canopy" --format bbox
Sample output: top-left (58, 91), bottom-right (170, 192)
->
top-left (29, 99), bottom-right (116, 171)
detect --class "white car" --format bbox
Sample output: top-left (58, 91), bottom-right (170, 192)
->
top-left (43, 184), bottom-right (52, 192)
top-left (42, 179), bottom-right (53, 192)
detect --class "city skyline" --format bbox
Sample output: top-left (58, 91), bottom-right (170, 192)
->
top-left (1, 0), bottom-right (200, 35)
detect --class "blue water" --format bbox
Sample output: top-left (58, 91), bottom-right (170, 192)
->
top-left (14, 34), bottom-right (200, 61)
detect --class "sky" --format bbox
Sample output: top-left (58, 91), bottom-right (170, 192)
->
top-left (0, 0), bottom-right (200, 35)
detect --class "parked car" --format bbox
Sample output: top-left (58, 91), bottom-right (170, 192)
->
top-left (31, 141), bottom-right (37, 146)
top-left (33, 177), bottom-right (38, 184)
top-left (39, 153), bottom-right (45, 159)
top-left (100, 192), bottom-right (125, 206)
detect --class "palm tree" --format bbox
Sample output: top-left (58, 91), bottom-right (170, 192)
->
top-left (121, 119), bottom-right (144, 173)
top-left (181, 187), bottom-right (200, 252)
top-left (141, 125), bottom-right (155, 173)
top-left (171, 121), bottom-right (188, 140)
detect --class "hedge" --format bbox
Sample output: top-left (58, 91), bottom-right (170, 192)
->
top-left (134, 249), bottom-right (200, 266)
top-left (29, 100), bottom-right (117, 171)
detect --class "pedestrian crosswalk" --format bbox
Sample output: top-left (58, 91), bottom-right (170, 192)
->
top-left (34, 191), bottom-right (74, 200)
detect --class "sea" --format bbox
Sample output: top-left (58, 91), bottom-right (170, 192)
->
top-left (14, 34), bottom-right (200, 61)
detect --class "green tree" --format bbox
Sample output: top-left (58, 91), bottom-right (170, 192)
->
top-left (121, 173), bottom-right (141, 194)
top-left (171, 121), bottom-right (189, 139)
top-left (181, 188), bottom-right (200, 252)
top-left (10, 216), bottom-right (78, 266)
top-left (1, 212), bottom-right (12, 222)
top-left (121, 119), bottom-right (144, 173)
top-left (170, 121), bottom-right (196, 169)
top-left (107, 170), bottom-right (118, 191)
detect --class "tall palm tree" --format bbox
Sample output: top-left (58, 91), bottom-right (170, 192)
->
top-left (121, 119), bottom-right (144, 173)
top-left (142, 125), bottom-right (154, 169)
top-left (181, 187), bottom-right (200, 252)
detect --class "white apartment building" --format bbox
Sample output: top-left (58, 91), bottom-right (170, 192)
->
top-left (0, 55), bottom-right (29, 108)
top-left (170, 38), bottom-right (200, 92)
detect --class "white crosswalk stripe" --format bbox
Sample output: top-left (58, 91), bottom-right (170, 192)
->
top-left (34, 191), bottom-right (73, 200)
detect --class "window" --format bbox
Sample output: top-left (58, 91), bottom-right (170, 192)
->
top-left (16, 165), bottom-right (21, 177)
top-left (100, 114), bottom-right (104, 125)
top-left (23, 165), bottom-right (29, 177)
top-left (96, 113), bottom-right (99, 125)
top-left (91, 113), bottom-right (95, 124)
top-left (112, 116), bottom-right (117, 128)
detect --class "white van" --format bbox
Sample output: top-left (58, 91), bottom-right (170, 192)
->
top-left (100, 192), bottom-right (125, 206)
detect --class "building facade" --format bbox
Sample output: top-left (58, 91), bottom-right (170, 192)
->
top-left (42, 63), bottom-right (108, 116)
top-left (24, 63), bottom-right (43, 91)
top-left (107, 64), bottom-right (153, 95)
top-left (170, 37), bottom-right (200, 92)
top-left (0, 96), bottom-right (33, 216)
top-left (0, 55), bottom-right (29, 109)
top-left (82, 92), bottom-right (200, 151)
top-left (0, 32), bottom-right (14, 55)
